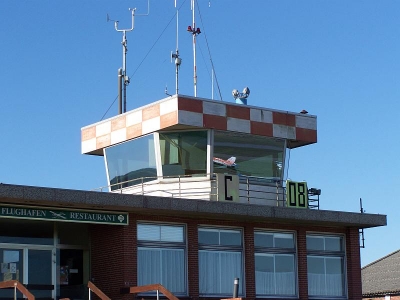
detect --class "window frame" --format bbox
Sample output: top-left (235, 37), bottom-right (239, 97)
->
top-left (198, 226), bottom-right (244, 297)
top-left (137, 222), bottom-right (188, 295)
top-left (156, 129), bottom-right (211, 180)
top-left (306, 233), bottom-right (347, 299)
top-left (104, 133), bottom-right (158, 191)
top-left (254, 229), bottom-right (298, 298)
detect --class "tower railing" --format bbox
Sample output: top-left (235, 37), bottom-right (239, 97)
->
top-left (94, 174), bottom-right (320, 209)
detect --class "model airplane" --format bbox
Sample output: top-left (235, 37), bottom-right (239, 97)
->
top-left (213, 156), bottom-right (237, 168)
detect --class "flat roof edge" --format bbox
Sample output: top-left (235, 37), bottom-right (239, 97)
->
top-left (0, 184), bottom-right (386, 228)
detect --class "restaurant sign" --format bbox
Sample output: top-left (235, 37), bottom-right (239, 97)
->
top-left (0, 205), bottom-right (129, 225)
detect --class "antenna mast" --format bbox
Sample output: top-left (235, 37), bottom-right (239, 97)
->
top-left (171, 0), bottom-right (181, 95)
top-left (187, 0), bottom-right (201, 97)
top-left (113, 8), bottom-right (135, 113)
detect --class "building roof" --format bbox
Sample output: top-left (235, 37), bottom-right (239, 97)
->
top-left (362, 249), bottom-right (400, 296)
top-left (0, 183), bottom-right (386, 229)
top-left (81, 95), bottom-right (317, 155)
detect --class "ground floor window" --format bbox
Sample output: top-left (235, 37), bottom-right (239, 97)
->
top-left (137, 223), bottom-right (187, 294)
top-left (198, 227), bottom-right (243, 295)
top-left (307, 234), bottom-right (346, 298)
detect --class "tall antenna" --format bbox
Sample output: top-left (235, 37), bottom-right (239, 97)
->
top-left (171, 0), bottom-right (181, 95)
top-left (108, 1), bottom-right (150, 114)
top-left (112, 8), bottom-right (135, 113)
top-left (187, 0), bottom-right (201, 97)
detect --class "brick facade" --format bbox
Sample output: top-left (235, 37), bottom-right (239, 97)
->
top-left (90, 214), bottom-right (362, 300)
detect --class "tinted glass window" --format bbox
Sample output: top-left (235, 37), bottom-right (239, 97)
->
top-left (159, 131), bottom-right (207, 177)
top-left (214, 131), bottom-right (285, 180)
top-left (105, 135), bottom-right (156, 190)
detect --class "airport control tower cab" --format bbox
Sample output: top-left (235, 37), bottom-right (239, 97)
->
top-left (81, 95), bottom-right (318, 208)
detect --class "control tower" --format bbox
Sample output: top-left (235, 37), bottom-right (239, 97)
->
top-left (81, 94), bottom-right (317, 208)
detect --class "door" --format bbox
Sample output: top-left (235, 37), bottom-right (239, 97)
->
top-left (28, 249), bottom-right (53, 299)
top-left (0, 248), bottom-right (24, 299)
top-left (0, 247), bottom-right (54, 300)
top-left (59, 249), bottom-right (85, 300)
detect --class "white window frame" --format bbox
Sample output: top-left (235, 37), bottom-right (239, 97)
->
top-left (306, 233), bottom-right (347, 299)
top-left (198, 226), bottom-right (244, 297)
top-left (254, 230), bottom-right (297, 298)
top-left (137, 222), bottom-right (187, 295)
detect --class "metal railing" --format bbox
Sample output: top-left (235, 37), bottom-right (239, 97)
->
top-left (122, 283), bottom-right (179, 300)
top-left (94, 173), bottom-right (320, 209)
top-left (88, 281), bottom-right (110, 300)
top-left (0, 280), bottom-right (35, 300)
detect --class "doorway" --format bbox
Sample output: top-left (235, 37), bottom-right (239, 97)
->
top-left (0, 247), bottom-right (54, 299)
top-left (59, 249), bottom-right (85, 300)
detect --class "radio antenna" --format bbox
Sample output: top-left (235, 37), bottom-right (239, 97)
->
top-left (108, 1), bottom-right (150, 114)
top-left (187, 0), bottom-right (201, 97)
top-left (171, 0), bottom-right (181, 95)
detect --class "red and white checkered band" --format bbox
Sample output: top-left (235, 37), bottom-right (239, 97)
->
top-left (81, 95), bottom-right (317, 155)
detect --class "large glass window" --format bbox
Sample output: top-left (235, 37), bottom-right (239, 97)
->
top-left (137, 223), bottom-right (186, 295)
top-left (159, 131), bottom-right (207, 177)
top-left (198, 227), bottom-right (243, 296)
top-left (307, 234), bottom-right (346, 298)
top-left (105, 134), bottom-right (157, 190)
top-left (254, 231), bottom-right (296, 297)
top-left (213, 131), bottom-right (285, 181)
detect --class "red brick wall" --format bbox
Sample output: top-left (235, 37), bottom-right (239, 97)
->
top-left (347, 227), bottom-right (362, 300)
top-left (90, 223), bottom-right (135, 300)
top-left (90, 214), bottom-right (360, 300)
top-left (297, 228), bottom-right (308, 300)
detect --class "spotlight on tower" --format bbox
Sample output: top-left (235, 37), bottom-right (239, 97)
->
top-left (232, 87), bottom-right (250, 105)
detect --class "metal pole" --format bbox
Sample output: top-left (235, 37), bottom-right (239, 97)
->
top-left (192, 0), bottom-right (197, 97)
top-left (14, 284), bottom-right (16, 300)
top-left (233, 277), bottom-right (239, 298)
top-left (122, 31), bottom-right (127, 112)
top-left (157, 289), bottom-right (159, 300)
top-left (176, 9), bottom-right (179, 95)
top-left (89, 288), bottom-right (92, 300)
top-left (118, 68), bottom-right (123, 114)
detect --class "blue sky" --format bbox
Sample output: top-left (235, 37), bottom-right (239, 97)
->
top-left (0, 0), bottom-right (399, 267)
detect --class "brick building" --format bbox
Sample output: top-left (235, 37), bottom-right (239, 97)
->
top-left (0, 95), bottom-right (386, 300)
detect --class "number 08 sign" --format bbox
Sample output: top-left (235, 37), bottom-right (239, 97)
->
top-left (286, 180), bottom-right (308, 208)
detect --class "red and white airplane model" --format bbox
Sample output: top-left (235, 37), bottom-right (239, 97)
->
top-left (213, 156), bottom-right (237, 168)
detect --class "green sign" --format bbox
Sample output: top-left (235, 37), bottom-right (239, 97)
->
top-left (0, 205), bottom-right (129, 225)
top-left (286, 180), bottom-right (308, 208)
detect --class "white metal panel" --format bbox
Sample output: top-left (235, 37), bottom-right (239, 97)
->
top-left (110, 128), bottom-right (127, 145)
top-left (96, 121), bottom-right (111, 136)
top-left (126, 110), bottom-right (143, 126)
top-left (227, 118), bottom-right (251, 133)
top-left (295, 115), bottom-right (317, 130)
top-left (273, 124), bottom-right (296, 140)
top-left (178, 111), bottom-right (203, 127)
top-left (203, 101), bottom-right (226, 116)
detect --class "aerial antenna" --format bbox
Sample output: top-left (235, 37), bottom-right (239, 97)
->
top-left (108, 1), bottom-right (150, 114)
top-left (359, 198), bottom-right (366, 248)
top-left (171, 0), bottom-right (181, 95)
top-left (187, 0), bottom-right (201, 97)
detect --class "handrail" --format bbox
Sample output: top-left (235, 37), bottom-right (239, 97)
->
top-left (0, 280), bottom-right (35, 300)
top-left (93, 173), bottom-right (320, 209)
top-left (88, 281), bottom-right (111, 300)
top-left (128, 283), bottom-right (179, 300)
